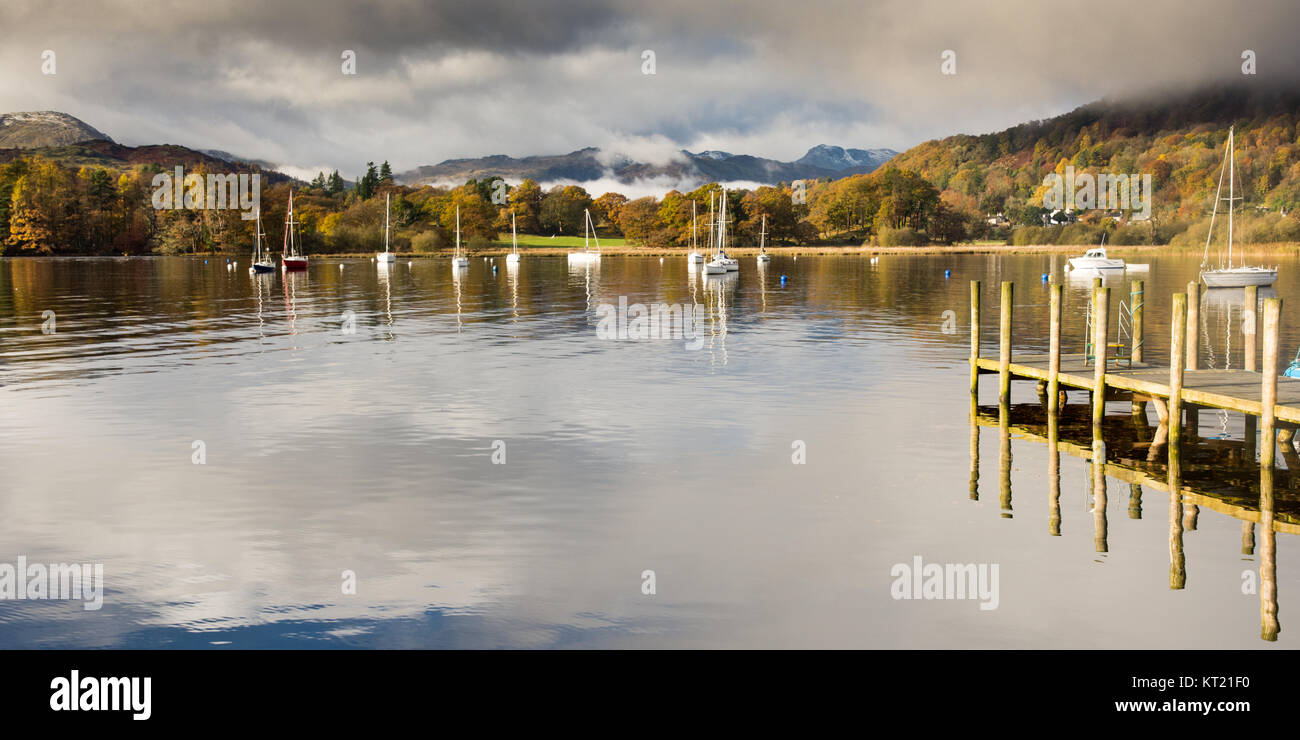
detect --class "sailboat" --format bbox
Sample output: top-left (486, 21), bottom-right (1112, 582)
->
top-left (377, 193), bottom-right (396, 264)
top-left (281, 190), bottom-right (308, 271)
top-left (452, 205), bottom-right (469, 269)
top-left (1201, 126), bottom-right (1277, 288)
top-left (688, 200), bottom-right (704, 265)
top-left (757, 213), bottom-right (771, 264)
top-left (506, 209), bottom-right (521, 265)
top-left (705, 187), bottom-right (738, 274)
top-left (248, 207), bottom-right (275, 273)
top-left (567, 209), bottom-right (601, 262)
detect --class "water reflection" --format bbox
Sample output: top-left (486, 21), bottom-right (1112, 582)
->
top-left (974, 401), bottom-right (1289, 640)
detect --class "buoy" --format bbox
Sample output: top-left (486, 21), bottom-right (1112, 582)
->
top-left (204, 260), bottom-right (208, 264)
top-left (340, 264), bottom-right (345, 270)
top-left (780, 275), bottom-right (788, 284)
top-left (659, 257), bottom-right (664, 264)
top-left (1041, 273), bottom-right (1048, 282)
top-left (408, 261), bottom-right (413, 267)
top-left (944, 269), bottom-right (951, 278)
top-left (492, 265), bottom-right (498, 273)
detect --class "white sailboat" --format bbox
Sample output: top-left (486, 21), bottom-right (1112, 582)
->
top-left (688, 200), bottom-right (704, 265)
top-left (506, 209), bottom-right (521, 265)
top-left (248, 207), bottom-right (275, 273)
top-left (452, 205), bottom-right (469, 269)
top-left (376, 193), bottom-right (396, 264)
top-left (757, 213), bottom-right (771, 264)
top-left (1201, 126), bottom-right (1277, 288)
top-left (281, 190), bottom-right (308, 271)
top-left (705, 187), bottom-right (738, 274)
top-left (567, 209), bottom-right (601, 263)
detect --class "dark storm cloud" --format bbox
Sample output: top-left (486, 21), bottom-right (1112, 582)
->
top-left (2, 0), bottom-right (1298, 180)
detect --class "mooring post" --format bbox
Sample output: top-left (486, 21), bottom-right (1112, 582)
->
top-left (1261, 297), bottom-right (1281, 470)
top-left (1048, 283), bottom-right (1061, 417)
top-left (1092, 286), bottom-right (1110, 436)
top-left (1186, 280), bottom-right (1199, 370)
top-left (1130, 279), bottom-right (1144, 363)
top-left (1244, 284), bottom-right (1258, 373)
top-left (1168, 293), bottom-right (1188, 592)
top-left (970, 280), bottom-right (981, 406)
top-left (1169, 293), bottom-right (1187, 464)
top-left (999, 281), bottom-right (1012, 408)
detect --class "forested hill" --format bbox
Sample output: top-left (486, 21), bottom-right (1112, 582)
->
top-left (888, 84), bottom-right (1300, 225)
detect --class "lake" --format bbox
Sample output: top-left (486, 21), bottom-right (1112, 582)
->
top-left (0, 252), bottom-right (1296, 648)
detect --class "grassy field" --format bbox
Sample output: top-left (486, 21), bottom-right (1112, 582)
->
top-left (503, 233), bottom-right (631, 248)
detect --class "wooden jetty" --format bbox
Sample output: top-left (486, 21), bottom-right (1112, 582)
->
top-left (969, 279), bottom-right (1287, 642)
top-left (970, 279), bottom-right (1294, 435)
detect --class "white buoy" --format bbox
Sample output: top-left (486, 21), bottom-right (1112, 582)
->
top-left (408, 261), bottom-right (413, 267)
top-left (659, 257), bottom-right (664, 263)
top-left (340, 264), bottom-right (345, 270)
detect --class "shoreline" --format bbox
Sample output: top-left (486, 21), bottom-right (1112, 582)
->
top-left (9, 242), bottom-right (1300, 259)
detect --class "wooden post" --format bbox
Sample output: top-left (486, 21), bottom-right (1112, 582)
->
top-left (999, 398), bottom-right (1012, 519)
top-left (1092, 286), bottom-right (1109, 435)
top-left (1244, 284), bottom-right (1257, 372)
top-left (1186, 280), bottom-right (1199, 370)
top-left (1130, 279), bottom-right (1144, 363)
top-left (1261, 297), bottom-right (1281, 470)
top-left (969, 417), bottom-right (979, 501)
top-left (1048, 284), bottom-right (1061, 417)
top-left (1242, 521), bottom-right (1255, 555)
top-left (999, 281), bottom-right (1012, 408)
top-left (1128, 484), bottom-right (1142, 520)
top-left (1169, 293), bottom-right (1187, 461)
top-left (970, 281), bottom-right (981, 402)
top-left (1168, 293), bottom-right (1187, 591)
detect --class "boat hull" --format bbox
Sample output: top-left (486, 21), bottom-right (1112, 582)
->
top-left (1067, 258), bottom-right (1125, 271)
top-left (249, 262), bottom-right (275, 274)
top-left (703, 261), bottom-right (727, 275)
top-left (505, 253), bottom-right (520, 264)
top-left (1201, 268), bottom-right (1277, 288)
top-left (282, 257), bottom-right (308, 271)
top-left (376, 252), bottom-right (396, 263)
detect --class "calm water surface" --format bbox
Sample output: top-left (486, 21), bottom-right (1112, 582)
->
top-left (1, 252), bottom-right (1296, 648)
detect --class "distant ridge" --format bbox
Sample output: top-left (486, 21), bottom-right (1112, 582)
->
top-left (398, 144), bottom-right (898, 188)
top-left (0, 111), bottom-right (113, 149)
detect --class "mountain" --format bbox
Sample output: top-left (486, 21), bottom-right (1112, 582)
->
top-left (0, 111), bottom-right (113, 149)
top-left (397, 144), bottom-right (897, 189)
top-left (796, 145), bottom-right (896, 172)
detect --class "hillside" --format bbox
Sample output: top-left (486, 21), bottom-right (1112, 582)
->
top-left (0, 111), bottom-right (113, 148)
top-left (885, 84), bottom-right (1300, 230)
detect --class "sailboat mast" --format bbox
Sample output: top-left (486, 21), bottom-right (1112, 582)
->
top-left (455, 205), bottom-right (461, 258)
top-left (384, 193), bottom-right (390, 252)
top-left (1227, 127), bottom-right (1235, 269)
top-left (283, 190), bottom-right (293, 257)
top-left (512, 209), bottom-right (517, 254)
top-left (692, 200), bottom-right (697, 250)
top-left (761, 213), bottom-right (766, 249)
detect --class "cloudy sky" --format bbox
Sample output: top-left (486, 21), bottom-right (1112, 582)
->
top-left (1, 0), bottom-right (1298, 180)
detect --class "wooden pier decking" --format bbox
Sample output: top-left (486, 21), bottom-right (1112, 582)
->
top-left (974, 353), bottom-right (1300, 424)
